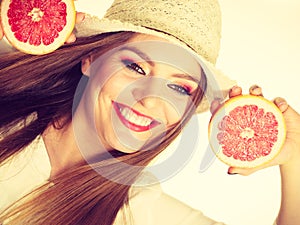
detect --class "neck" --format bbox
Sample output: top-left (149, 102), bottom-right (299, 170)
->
top-left (42, 122), bottom-right (85, 179)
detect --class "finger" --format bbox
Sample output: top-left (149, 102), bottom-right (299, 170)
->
top-left (210, 99), bottom-right (222, 115)
top-left (0, 18), bottom-right (3, 40)
top-left (65, 33), bottom-right (76, 43)
top-left (65, 12), bottom-right (85, 44)
top-left (227, 166), bottom-right (262, 176)
top-left (0, 27), bottom-right (3, 40)
top-left (76, 12), bottom-right (85, 24)
top-left (249, 85), bottom-right (263, 96)
top-left (273, 97), bottom-right (289, 113)
top-left (229, 85), bottom-right (242, 98)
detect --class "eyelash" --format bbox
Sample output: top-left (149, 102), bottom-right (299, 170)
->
top-left (121, 59), bottom-right (192, 96)
top-left (122, 59), bottom-right (146, 75)
top-left (167, 84), bottom-right (191, 96)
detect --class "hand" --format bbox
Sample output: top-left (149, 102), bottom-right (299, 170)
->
top-left (210, 85), bottom-right (300, 176)
top-left (0, 17), bottom-right (3, 40)
top-left (0, 10), bottom-right (85, 44)
top-left (65, 12), bottom-right (85, 43)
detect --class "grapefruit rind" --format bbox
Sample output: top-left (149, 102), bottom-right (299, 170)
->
top-left (0, 0), bottom-right (76, 55)
top-left (208, 95), bottom-right (286, 168)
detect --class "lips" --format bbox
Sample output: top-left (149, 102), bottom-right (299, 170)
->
top-left (112, 101), bottom-right (161, 132)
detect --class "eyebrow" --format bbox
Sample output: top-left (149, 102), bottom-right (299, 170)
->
top-left (119, 46), bottom-right (201, 84)
top-left (172, 73), bottom-right (201, 84)
top-left (119, 46), bottom-right (155, 67)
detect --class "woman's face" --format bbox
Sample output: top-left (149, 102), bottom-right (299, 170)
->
top-left (79, 34), bottom-right (202, 153)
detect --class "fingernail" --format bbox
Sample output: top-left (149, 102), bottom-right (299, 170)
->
top-left (274, 97), bottom-right (286, 106)
top-left (227, 171), bottom-right (238, 175)
top-left (251, 84), bottom-right (259, 89)
top-left (227, 167), bottom-right (238, 175)
top-left (250, 84), bottom-right (261, 91)
top-left (231, 85), bottom-right (240, 92)
top-left (76, 12), bottom-right (86, 22)
top-left (250, 85), bottom-right (263, 96)
top-left (274, 98), bottom-right (288, 112)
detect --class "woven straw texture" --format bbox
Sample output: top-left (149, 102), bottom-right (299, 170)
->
top-left (75, 0), bottom-right (236, 112)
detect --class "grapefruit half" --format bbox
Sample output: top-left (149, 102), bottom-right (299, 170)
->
top-left (208, 95), bottom-right (286, 168)
top-left (0, 0), bottom-right (76, 55)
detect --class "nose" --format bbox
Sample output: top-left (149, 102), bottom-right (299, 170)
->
top-left (131, 83), bottom-right (163, 109)
top-left (129, 77), bottom-right (183, 124)
top-left (137, 94), bottom-right (162, 109)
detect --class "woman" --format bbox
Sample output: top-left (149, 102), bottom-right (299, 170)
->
top-left (0, 0), bottom-right (299, 224)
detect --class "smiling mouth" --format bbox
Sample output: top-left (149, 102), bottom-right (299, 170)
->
top-left (112, 101), bottom-right (161, 132)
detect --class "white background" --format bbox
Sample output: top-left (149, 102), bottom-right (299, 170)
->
top-left (173, 1), bottom-right (300, 224)
top-left (164, 1), bottom-right (300, 224)
top-left (2, 1), bottom-right (299, 224)
top-left (74, 1), bottom-right (300, 224)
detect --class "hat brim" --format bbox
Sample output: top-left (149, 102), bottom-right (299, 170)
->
top-left (75, 14), bottom-right (236, 113)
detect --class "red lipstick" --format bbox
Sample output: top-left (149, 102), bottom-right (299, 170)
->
top-left (112, 101), bottom-right (160, 132)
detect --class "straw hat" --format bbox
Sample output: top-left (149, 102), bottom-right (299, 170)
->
top-left (75, 0), bottom-right (236, 113)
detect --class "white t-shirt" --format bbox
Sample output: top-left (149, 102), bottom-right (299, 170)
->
top-left (0, 137), bottom-right (277, 225)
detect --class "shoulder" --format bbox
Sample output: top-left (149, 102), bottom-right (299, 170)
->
top-left (0, 135), bottom-right (51, 211)
top-left (127, 176), bottom-right (226, 225)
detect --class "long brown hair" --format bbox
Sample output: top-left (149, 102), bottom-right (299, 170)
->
top-left (0, 32), bottom-right (206, 224)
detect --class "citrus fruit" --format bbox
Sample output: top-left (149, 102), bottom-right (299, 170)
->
top-left (0, 0), bottom-right (76, 55)
top-left (208, 95), bottom-right (286, 168)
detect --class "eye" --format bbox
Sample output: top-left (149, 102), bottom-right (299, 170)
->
top-left (122, 59), bottom-right (146, 75)
top-left (167, 84), bottom-right (191, 96)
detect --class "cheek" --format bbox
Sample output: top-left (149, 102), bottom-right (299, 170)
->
top-left (92, 58), bottom-right (128, 91)
top-left (163, 95), bottom-right (191, 124)
top-left (101, 75), bottom-right (131, 100)
top-left (97, 59), bottom-right (132, 92)
top-left (165, 106), bottom-right (182, 125)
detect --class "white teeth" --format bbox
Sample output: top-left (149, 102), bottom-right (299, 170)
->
top-left (119, 107), bottom-right (152, 127)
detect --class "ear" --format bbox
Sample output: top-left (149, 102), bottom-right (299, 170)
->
top-left (81, 56), bottom-right (92, 76)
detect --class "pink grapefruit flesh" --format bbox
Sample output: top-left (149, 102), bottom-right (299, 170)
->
top-left (0, 0), bottom-right (76, 55)
top-left (208, 95), bottom-right (286, 168)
